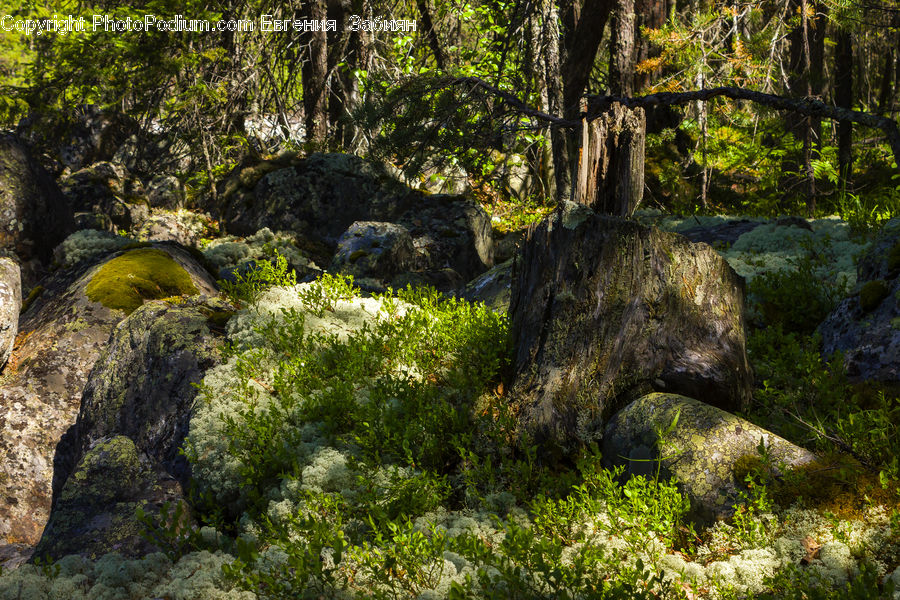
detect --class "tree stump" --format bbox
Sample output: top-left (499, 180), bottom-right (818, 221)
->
top-left (573, 103), bottom-right (645, 217)
top-left (508, 204), bottom-right (752, 453)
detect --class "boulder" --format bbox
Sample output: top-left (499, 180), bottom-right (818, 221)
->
top-left (397, 194), bottom-right (493, 282)
top-left (678, 219), bottom-right (764, 248)
top-left (602, 393), bottom-right (817, 523)
top-left (36, 298), bottom-right (226, 560)
top-left (146, 174), bottom-right (185, 209)
top-left (0, 135), bottom-right (74, 262)
top-left (219, 153), bottom-right (493, 283)
top-left (461, 259), bottom-right (513, 313)
top-left (34, 436), bottom-right (189, 562)
top-left (0, 257), bottom-right (20, 370)
top-left (60, 161), bottom-right (149, 232)
top-left (332, 221), bottom-right (415, 281)
top-left (509, 203), bottom-right (753, 451)
top-left (0, 244), bottom-right (216, 545)
top-left (819, 218), bottom-right (900, 383)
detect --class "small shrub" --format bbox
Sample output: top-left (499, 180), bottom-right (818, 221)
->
top-left (859, 279), bottom-right (890, 312)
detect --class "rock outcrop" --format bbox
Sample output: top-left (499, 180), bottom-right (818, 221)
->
top-left (35, 298), bottom-right (226, 560)
top-left (218, 153), bottom-right (493, 287)
top-left (0, 135), bottom-right (74, 263)
top-left (0, 244), bottom-right (216, 545)
top-left (461, 259), bottom-right (513, 314)
top-left (603, 393), bottom-right (817, 523)
top-left (0, 257), bottom-right (19, 370)
top-left (509, 203), bottom-right (753, 451)
top-left (819, 217), bottom-right (900, 383)
top-left (332, 221), bottom-right (415, 282)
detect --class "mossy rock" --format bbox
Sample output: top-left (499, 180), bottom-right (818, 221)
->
top-left (859, 279), bottom-right (890, 313)
top-left (889, 241), bottom-right (900, 275)
top-left (86, 248), bottom-right (199, 314)
top-left (603, 393), bottom-right (817, 524)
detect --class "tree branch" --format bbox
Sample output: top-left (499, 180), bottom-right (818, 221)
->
top-left (450, 78), bottom-right (900, 168)
top-left (589, 87), bottom-right (900, 167)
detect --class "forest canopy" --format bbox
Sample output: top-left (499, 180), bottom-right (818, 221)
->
top-left (1, 0), bottom-right (899, 221)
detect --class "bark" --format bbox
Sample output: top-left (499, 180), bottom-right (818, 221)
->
top-left (543, 0), bottom-right (572, 200)
top-left (561, 0), bottom-right (615, 118)
top-left (417, 0), bottom-right (446, 70)
top-left (573, 103), bottom-right (645, 215)
top-left (609, 0), bottom-right (636, 97)
top-left (300, 0), bottom-right (329, 145)
top-left (836, 29), bottom-right (853, 186)
top-left (508, 208), bottom-right (753, 452)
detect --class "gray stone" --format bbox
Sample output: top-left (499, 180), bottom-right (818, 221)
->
top-left (509, 204), bottom-right (752, 452)
top-left (147, 174), bottom-right (185, 209)
top-left (0, 135), bottom-right (74, 262)
top-left (219, 153), bottom-right (494, 283)
top-left (332, 221), bottom-right (415, 281)
top-left (461, 259), bottom-right (512, 313)
top-left (0, 243), bottom-right (217, 545)
top-left (819, 218), bottom-right (900, 383)
top-left (603, 393), bottom-right (817, 523)
top-left (0, 257), bottom-right (20, 370)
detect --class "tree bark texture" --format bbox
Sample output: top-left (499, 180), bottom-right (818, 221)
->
top-left (573, 103), bottom-right (645, 216)
top-left (835, 28), bottom-right (853, 185)
top-left (508, 205), bottom-right (753, 453)
top-left (543, 0), bottom-right (572, 200)
top-left (609, 0), bottom-right (636, 96)
top-left (300, 0), bottom-right (329, 144)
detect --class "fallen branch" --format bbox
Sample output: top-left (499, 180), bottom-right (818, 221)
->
top-left (451, 77), bottom-right (900, 167)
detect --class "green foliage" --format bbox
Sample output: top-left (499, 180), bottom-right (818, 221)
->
top-left (757, 560), bottom-right (894, 599)
top-left (747, 243), bottom-right (848, 334)
top-left (85, 248), bottom-right (198, 314)
top-left (219, 252), bottom-right (297, 306)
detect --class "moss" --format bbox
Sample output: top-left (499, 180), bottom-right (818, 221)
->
top-left (205, 310), bottom-right (234, 328)
top-left (86, 248), bottom-right (199, 315)
top-left (888, 241), bottom-right (900, 275)
top-left (119, 241), bottom-right (152, 251)
top-left (20, 284), bottom-right (44, 314)
top-left (348, 249), bottom-right (368, 262)
top-left (859, 279), bottom-right (890, 312)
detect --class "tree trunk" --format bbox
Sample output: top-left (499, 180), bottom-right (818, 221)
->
top-left (836, 28), bottom-right (853, 186)
top-left (609, 0), bottom-right (636, 97)
top-left (300, 0), bottom-right (329, 145)
top-left (573, 103), bottom-right (645, 216)
top-left (543, 0), bottom-right (572, 201)
top-left (417, 0), bottom-right (446, 70)
top-left (561, 0), bottom-right (615, 118)
top-left (508, 209), bottom-right (753, 453)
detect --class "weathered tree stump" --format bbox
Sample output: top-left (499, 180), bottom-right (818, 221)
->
top-left (508, 203), bottom-right (752, 452)
top-left (573, 103), bottom-right (645, 216)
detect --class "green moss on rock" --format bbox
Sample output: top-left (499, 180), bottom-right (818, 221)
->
top-left (888, 241), bottom-right (900, 275)
top-left (86, 249), bottom-right (199, 314)
top-left (859, 279), bottom-right (890, 312)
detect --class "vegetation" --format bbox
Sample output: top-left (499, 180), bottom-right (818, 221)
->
top-left (85, 248), bottom-right (199, 314)
top-left (2, 0), bottom-right (900, 598)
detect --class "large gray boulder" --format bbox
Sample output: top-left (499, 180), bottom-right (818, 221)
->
top-left (35, 298), bottom-right (226, 560)
top-left (0, 135), bottom-right (74, 263)
top-left (219, 153), bottom-right (494, 283)
top-left (0, 257), bottom-right (19, 369)
top-left (603, 393), bottom-right (817, 523)
top-left (509, 203), bottom-right (753, 452)
top-left (819, 218), bottom-right (900, 383)
top-left (332, 221), bottom-right (415, 282)
top-left (60, 161), bottom-right (150, 233)
top-left (0, 244), bottom-right (216, 545)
